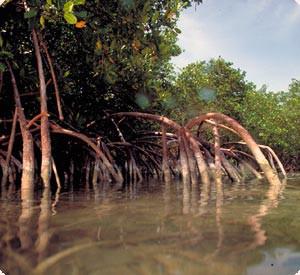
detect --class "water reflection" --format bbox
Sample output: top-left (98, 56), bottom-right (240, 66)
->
top-left (173, 178), bottom-right (286, 264)
top-left (215, 180), bottom-right (224, 256)
top-left (190, 181), bottom-right (200, 214)
top-left (163, 180), bottom-right (172, 215)
top-left (36, 188), bottom-right (52, 262)
top-left (18, 186), bottom-right (34, 250)
top-left (51, 186), bottom-right (61, 216)
top-left (182, 176), bottom-right (190, 214)
top-left (0, 178), bottom-right (298, 275)
top-left (199, 177), bottom-right (211, 215)
top-left (248, 180), bottom-right (286, 250)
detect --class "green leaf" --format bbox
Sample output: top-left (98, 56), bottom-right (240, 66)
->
top-left (0, 50), bottom-right (13, 58)
top-left (174, 28), bottom-right (181, 34)
top-left (24, 9), bottom-right (38, 19)
top-left (46, 0), bottom-right (52, 5)
top-left (0, 63), bottom-right (6, 72)
top-left (63, 1), bottom-right (74, 12)
top-left (64, 71), bottom-right (70, 77)
top-left (152, 11), bottom-right (160, 22)
top-left (73, 0), bottom-right (85, 5)
top-left (75, 11), bottom-right (88, 18)
top-left (12, 61), bottom-right (19, 69)
top-left (40, 16), bottom-right (45, 29)
top-left (64, 12), bottom-right (77, 24)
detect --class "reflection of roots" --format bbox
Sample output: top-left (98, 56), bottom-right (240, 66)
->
top-left (33, 232), bottom-right (185, 274)
top-left (248, 215), bottom-right (267, 248)
top-left (177, 178), bottom-right (286, 262)
top-left (248, 182), bottom-right (285, 250)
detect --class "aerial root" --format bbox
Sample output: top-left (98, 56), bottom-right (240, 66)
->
top-left (0, 112), bottom-right (284, 188)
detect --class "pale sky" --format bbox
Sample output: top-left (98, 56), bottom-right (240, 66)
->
top-left (172, 0), bottom-right (300, 91)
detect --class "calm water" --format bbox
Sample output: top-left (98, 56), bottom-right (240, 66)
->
top-left (0, 177), bottom-right (300, 275)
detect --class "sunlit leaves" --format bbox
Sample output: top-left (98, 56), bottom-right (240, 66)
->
top-left (40, 16), bottom-right (45, 28)
top-left (64, 71), bottom-right (71, 78)
top-left (63, 1), bottom-right (74, 12)
top-left (73, 0), bottom-right (86, 5)
top-left (240, 88), bottom-right (300, 155)
top-left (64, 12), bottom-right (77, 24)
top-left (95, 40), bottom-right (102, 51)
top-left (64, 0), bottom-right (85, 11)
top-left (168, 58), bottom-right (253, 122)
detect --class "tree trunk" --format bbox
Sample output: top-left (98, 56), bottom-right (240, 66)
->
top-left (40, 38), bottom-right (64, 120)
top-left (1, 108), bottom-right (18, 186)
top-left (32, 29), bottom-right (52, 187)
top-left (7, 62), bottom-right (35, 191)
top-left (212, 121), bottom-right (222, 184)
top-left (161, 125), bottom-right (171, 182)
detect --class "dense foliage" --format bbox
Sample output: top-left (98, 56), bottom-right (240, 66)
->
top-left (169, 59), bottom-right (300, 170)
top-left (0, 0), bottom-right (208, 186)
top-left (0, 0), bottom-right (201, 135)
top-left (159, 58), bottom-right (255, 122)
top-left (240, 80), bottom-right (300, 170)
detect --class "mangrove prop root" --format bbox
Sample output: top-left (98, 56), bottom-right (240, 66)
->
top-left (162, 125), bottom-right (171, 182)
top-left (186, 112), bottom-right (281, 185)
top-left (51, 157), bottom-right (61, 189)
top-left (1, 108), bottom-right (18, 186)
top-left (179, 129), bottom-right (191, 184)
top-left (240, 160), bottom-right (263, 179)
top-left (225, 141), bottom-right (286, 178)
top-left (212, 121), bottom-right (222, 183)
top-left (181, 128), bottom-right (198, 185)
top-left (32, 29), bottom-right (52, 187)
top-left (26, 112), bottom-right (49, 129)
top-left (220, 152), bottom-right (242, 182)
top-left (7, 61), bottom-right (35, 190)
top-left (50, 123), bottom-right (123, 183)
top-left (113, 112), bottom-right (210, 185)
top-left (1, 106), bottom-right (284, 185)
top-left (40, 37), bottom-right (64, 121)
top-left (0, 149), bottom-right (22, 170)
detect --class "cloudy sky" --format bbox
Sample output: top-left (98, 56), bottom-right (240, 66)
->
top-left (172, 0), bottom-right (300, 91)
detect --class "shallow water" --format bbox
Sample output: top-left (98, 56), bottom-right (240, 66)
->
top-left (0, 177), bottom-right (300, 275)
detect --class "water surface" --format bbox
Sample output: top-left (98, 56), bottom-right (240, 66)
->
top-left (0, 177), bottom-right (300, 275)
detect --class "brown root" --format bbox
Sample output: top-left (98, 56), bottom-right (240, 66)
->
top-left (186, 112), bottom-right (282, 185)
